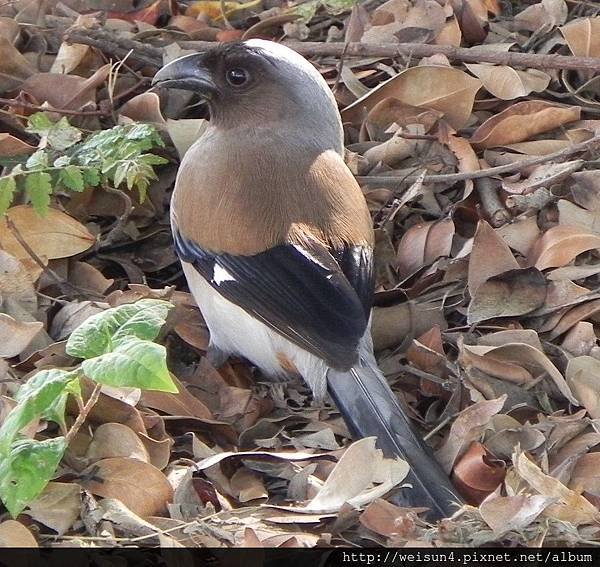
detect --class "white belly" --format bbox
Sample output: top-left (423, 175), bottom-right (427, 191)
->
top-left (182, 262), bottom-right (329, 399)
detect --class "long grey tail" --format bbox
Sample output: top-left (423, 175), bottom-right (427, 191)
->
top-left (327, 355), bottom-right (463, 520)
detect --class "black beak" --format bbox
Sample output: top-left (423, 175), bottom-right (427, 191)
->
top-left (151, 53), bottom-right (217, 97)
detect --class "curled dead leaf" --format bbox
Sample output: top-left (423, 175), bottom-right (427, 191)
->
top-left (81, 457), bottom-right (173, 517)
top-left (465, 64), bottom-right (550, 100)
top-left (452, 442), bottom-right (505, 504)
top-left (0, 206), bottom-right (95, 266)
top-left (528, 225), bottom-right (600, 270)
top-left (342, 66), bottom-right (482, 130)
top-left (471, 101), bottom-right (580, 149)
top-left (397, 218), bottom-right (455, 278)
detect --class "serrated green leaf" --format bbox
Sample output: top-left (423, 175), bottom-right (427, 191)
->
top-left (25, 150), bottom-right (49, 170)
top-left (82, 167), bottom-right (100, 187)
top-left (53, 155), bottom-right (70, 168)
top-left (113, 161), bottom-right (129, 189)
top-left (66, 299), bottom-right (174, 359)
top-left (82, 337), bottom-right (178, 393)
top-left (0, 369), bottom-right (78, 454)
top-left (59, 165), bottom-right (84, 192)
top-left (0, 176), bottom-right (16, 215)
top-left (26, 112), bottom-right (53, 132)
top-left (25, 171), bottom-right (52, 214)
top-left (27, 114), bottom-right (82, 151)
top-left (0, 437), bottom-right (67, 517)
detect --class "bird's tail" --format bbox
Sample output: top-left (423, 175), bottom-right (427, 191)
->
top-left (327, 353), bottom-right (462, 519)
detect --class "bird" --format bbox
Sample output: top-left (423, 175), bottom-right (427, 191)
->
top-left (152, 39), bottom-right (462, 519)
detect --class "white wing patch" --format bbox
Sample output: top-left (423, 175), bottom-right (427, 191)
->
top-left (212, 264), bottom-right (236, 285)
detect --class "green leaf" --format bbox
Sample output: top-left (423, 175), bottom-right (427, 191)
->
top-left (82, 337), bottom-right (178, 393)
top-left (0, 176), bottom-right (16, 215)
top-left (15, 369), bottom-right (81, 430)
top-left (27, 114), bottom-right (82, 151)
top-left (0, 437), bottom-right (67, 517)
top-left (0, 369), bottom-right (78, 454)
top-left (26, 112), bottom-right (53, 132)
top-left (25, 150), bottom-right (49, 170)
top-left (25, 171), bottom-right (52, 214)
top-left (66, 299), bottom-right (174, 359)
top-left (59, 165), bottom-right (84, 192)
top-left (82, 167), bottom-right (100, 187)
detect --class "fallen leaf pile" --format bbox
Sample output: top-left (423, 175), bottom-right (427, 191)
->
top-left (1, 0), bottom-right (600, 549)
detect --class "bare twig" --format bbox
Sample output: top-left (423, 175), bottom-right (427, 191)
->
top-left (0, 97), bottom-right (108, 117)
top-left (357, 135), bottom-right (600, 186)
top-left (65, 382), bottom-right (102, 445)
top-left (476, 177), bottom-right (511, 227)
top-left (60, 26), bottom-right (600, 74)
top-left (179, 40), bottom-right (600, 73)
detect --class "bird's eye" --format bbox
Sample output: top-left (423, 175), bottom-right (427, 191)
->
top-left (225, 68), bottom-right (249, 87)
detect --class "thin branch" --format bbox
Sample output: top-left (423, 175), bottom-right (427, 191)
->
top-left (179, 40), bottom-right (600, 73)
top-left (59, 26), bottom-right (600, 74)
top-left (0, 97), bottom-right (108, 117)
top-left (65, 382), bottom-right (102, 445)
top-left (357, 135), bottom-right (600, 186)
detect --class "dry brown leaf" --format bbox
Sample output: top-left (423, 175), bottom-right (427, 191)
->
top-left (119, 92), bottom-right (166, 126)
top-left (558, 200), bottom-right (600, 235)
top-left (25, 482), bottom-right (81, 535)
top-left (342, 66), bottom-right (482, 130)
top-left (528, 225), bottom-right (600, 270)
top-left (465, 64), bottom-right (550, 100)
top-left (470, 101), bottom-right (581, 149)
top-left (303, 437), bottom-right (409, 513)
top-left (81, 457), bottom-right (173, 517)
top-left (548, 298), bottom-right (600, 339)
top-left (0, 313), bottom-right (43, 358)
top-left (515, 0), bottom-right (567, 32)
top-left (468, 220), bottom-right (519, 295)
top-left (0, 520), bottom-right (37, 547)
top-left (0, 133), bottom-right (36, 157)
top-left (513, 449), bottom-right (598, 525)
top-left (0, 36), bottom-right (34, 93)
top-left (140, 376), bottom-right (213, 420)
top-left (371, 301), bottom-right (447, 351)
top-left (566, 356), bottom-right (600, 418)
top-left (569, 453), bottom-right (600, 496)
top-left (230, 467), bottom-right (268, 503)
top-left (435, 15), bottom-right (462, 47)
top-left (397, 218), bottom-right (455, 278)
top-left (452, 442), bottom-right (505, 504)
top-left (86, 423), bottom-right (151, 464)
top-left (467, 267), bottom-right (547, 324)
top-left (560, 17), bottom-right (600, 58)
top-left (479, 494), bottom-right (555, 534)
top-left (463, 342), bottom-right (577, 403)
top-left (496, 215), bottom-right (540, 257)
top-left (0, 206), bottom-right (95, 266)
top-left (436, 395), bottom-right (506, 473)
top-left (21, 64), bottom-right (110, 110)
top-left (360, 498), bottom-right (424, 538)
top-left (460, 344), bottom-right (534, 384)
top-left (561, 321), bottom-right (596, 356)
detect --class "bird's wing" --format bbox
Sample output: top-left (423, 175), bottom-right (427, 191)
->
top-left (173, 229), bottom-right (371, 369)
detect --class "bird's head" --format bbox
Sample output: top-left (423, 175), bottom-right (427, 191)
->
top-left (152, 40), bottom-right (343, 149)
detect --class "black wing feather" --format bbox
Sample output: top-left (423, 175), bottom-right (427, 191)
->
top-left (174, 229), bottom-right (371, 369)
